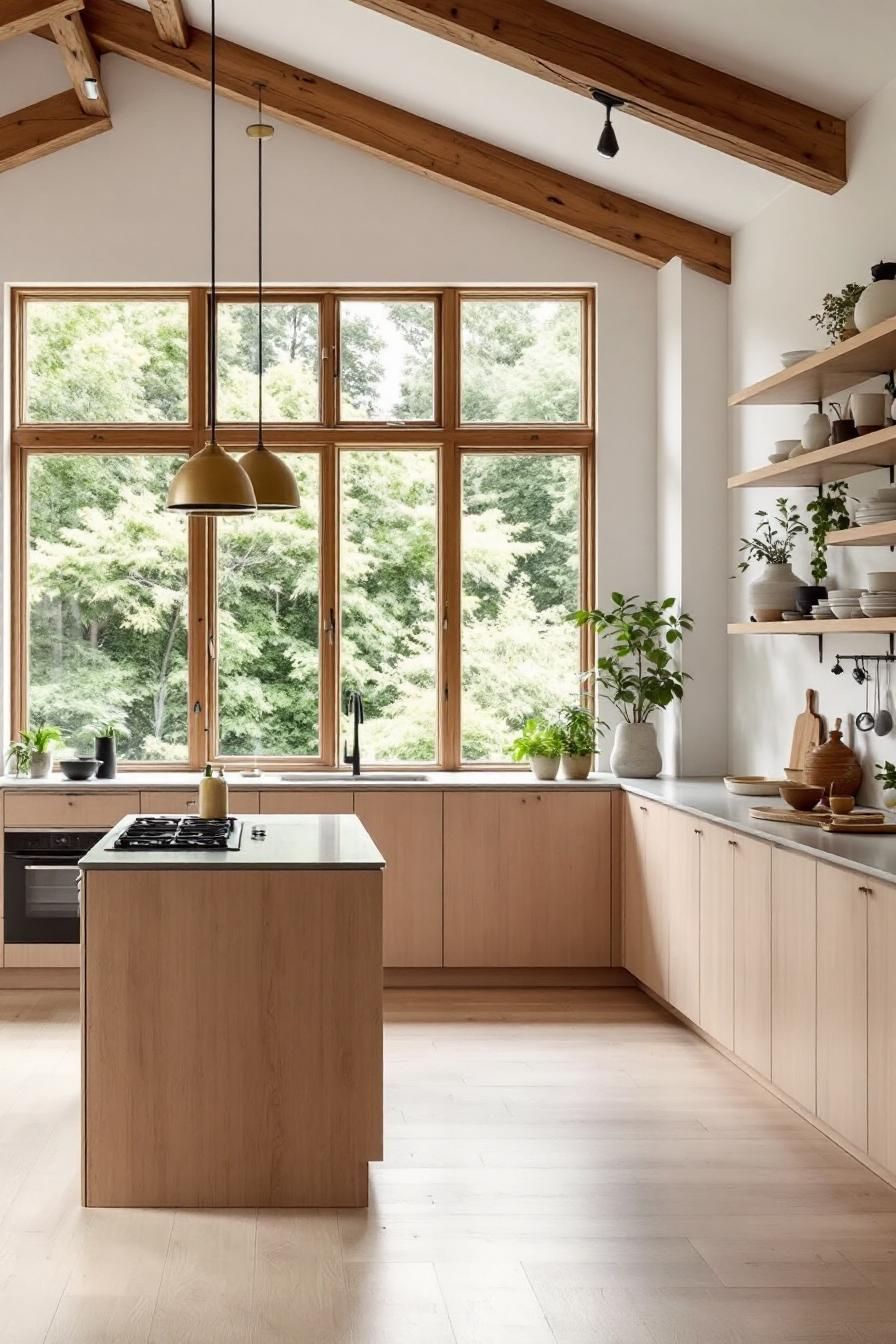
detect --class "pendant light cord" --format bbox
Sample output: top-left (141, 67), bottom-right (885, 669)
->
top-left (257, 85), bottom-right (264, 449)
top-left (208, 0), bottom-right (217, 441)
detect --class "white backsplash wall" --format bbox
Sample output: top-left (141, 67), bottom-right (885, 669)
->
top-left (730, 76), bottom-right (896, 803)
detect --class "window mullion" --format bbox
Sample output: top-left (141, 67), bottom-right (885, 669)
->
top-left (439, 439), bottom-right (462, 770)
top-left (320, 442), bottom-right (339, 767)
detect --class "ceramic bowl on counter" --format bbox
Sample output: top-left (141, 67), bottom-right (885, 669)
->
top-left (724, 776), bottom-right (789, 797)
top-left (867, 572), bottom-right (896, 592)
top-left (59, 757), bottom-right (100, 781)
top-left (779, 783), bottom-right (825, 811)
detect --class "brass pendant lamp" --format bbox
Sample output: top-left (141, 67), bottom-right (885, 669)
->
top-left (167, 0), bottom-right (257, 516)
top-left (239, 86), bottom-right (300, 510)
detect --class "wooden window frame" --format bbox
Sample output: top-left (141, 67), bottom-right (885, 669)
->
top-left (9, 285), bottom-right (596, 772)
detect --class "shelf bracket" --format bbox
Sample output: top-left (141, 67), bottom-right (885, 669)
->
top-left (818, 633), bottom-right (824, 663)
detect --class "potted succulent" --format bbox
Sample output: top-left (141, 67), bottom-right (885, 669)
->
top-left (510, 716), bottom-right (565, 781)
top-left (6, 723), bottom-right (64, 779)
top-left (810, 282), bottom-right (864, 343)
top-left (736, 498), bottom-right (808, 620)
top-left (572, 594), bottom-right (692, 779)
top-left (557, 704), bottom-right (603, 781)
top-left (94, 722), bottom-right (125, 780)
top-left (803, 481), bottom-right (852, 604)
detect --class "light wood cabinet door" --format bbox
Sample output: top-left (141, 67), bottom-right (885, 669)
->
top-left (699, 821), bottom-right (734, 1049)
top-left (771, 847), bottom-right (817, 1114)
top-left (140, 791), bottom-right (260, 815)
top-left (622, 795), bottom-right (668, 994)
top-left (444, 791), bottom-right (612, 967)
top-left (3, 791), bottom-right (140, 829)
top-left (666, 809), bottom-right (701, 1022)
top-left (262, 790), bottom-right (354, 814)
top-left (354, 792), bottom-right (442, 967)
top-left (867, 878), bottom-right (896, 1171)
top-left (817, 861), bottom-right (868, 1152)
top-left (733, 833), bottom-right (772, 1079)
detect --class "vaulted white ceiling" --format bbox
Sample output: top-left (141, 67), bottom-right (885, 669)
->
top-left (122, 0), bottom-right (896, 234)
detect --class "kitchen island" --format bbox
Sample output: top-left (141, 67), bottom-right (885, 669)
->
top-left (78, 813), bottom-right (385, 1209)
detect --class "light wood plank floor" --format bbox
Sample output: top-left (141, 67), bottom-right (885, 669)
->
top-left (2, 987), bottom-right (896, 1342)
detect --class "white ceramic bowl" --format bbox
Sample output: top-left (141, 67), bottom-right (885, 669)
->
top-left (827, 589), bottom-right (866, 598)
top-left (860, 597), bottom-right (896, 616)
top-left (867, 572), bottom-right (896, 591)
top-left (831, 606), bottom-right (864, 619)
top-left (780, 350), bottom-right (816, 368)
top-left (724, 776), bottom-right (789, 797)
top-left (767, 452), bottom-right (790, 464)
top-left (774, 439), bottom-right (801, 453)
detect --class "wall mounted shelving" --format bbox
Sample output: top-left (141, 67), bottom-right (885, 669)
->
top-left (728, 618), bottom-right (896, 636)
top-left (729, 315), bottom-right (896, 407)
top-left (728, 424), bottom-right (896, 490)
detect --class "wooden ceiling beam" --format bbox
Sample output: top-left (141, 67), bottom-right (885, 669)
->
top-left (50, 8), bottom-right (108, 114)
top-left (0, 0), bottom-right (81, 40)
top-left (350, 0), bottom-right (847, 194)
top-left (75, 0), bottom-right (730, 280)
top-left (147, 0), bottom-right (187, 48)
top-left (0, 87), bottom-right (110, 173)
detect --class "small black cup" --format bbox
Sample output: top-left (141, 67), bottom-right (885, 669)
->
top-left (95, 735), bottom-right (117, 780)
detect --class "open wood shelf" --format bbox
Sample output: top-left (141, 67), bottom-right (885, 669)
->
top-left (826, 521), bottom-right (896, 548)
top-left (728, 618), bottom-right (896, 635)
top-left (729, 315), bottom-right (896, 407)
top-left (728, 424), bottom-right (896, 489)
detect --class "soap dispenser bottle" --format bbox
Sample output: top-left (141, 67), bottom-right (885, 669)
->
top-left (199, 764), bottom-right (228, 820)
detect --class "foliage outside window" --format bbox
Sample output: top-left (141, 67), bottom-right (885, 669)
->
top-left (14, 288), bottom-right (593, 768)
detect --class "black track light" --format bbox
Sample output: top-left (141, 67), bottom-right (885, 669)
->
top-left (592, 90), bottom-right (624, 159)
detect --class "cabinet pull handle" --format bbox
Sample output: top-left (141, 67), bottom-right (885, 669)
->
top-left (859, 885), bottom-right (872, 895)
top-left (693, 828), bottom-right (702, 836)
top-left (639, 806), bottom-right (647, 814)
top-left (728, 839), bottom-right (738, 847)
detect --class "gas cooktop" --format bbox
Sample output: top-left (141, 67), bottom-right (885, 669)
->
top-left (114, 816), bottom-right (244, 851)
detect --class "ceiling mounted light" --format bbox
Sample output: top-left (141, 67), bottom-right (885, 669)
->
top-left (592, 90), bottom-right (624, 159)
top-left (239, 85), bottom-right (300, 511)
top-left (167, 0), bottom-right (256, 516)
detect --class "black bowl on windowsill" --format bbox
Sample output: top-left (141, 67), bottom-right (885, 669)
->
top-left (59, 757), bottom-right (100, 782)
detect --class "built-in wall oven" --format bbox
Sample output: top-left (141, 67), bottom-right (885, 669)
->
top-left (4, 830), bottom-right (105, 944)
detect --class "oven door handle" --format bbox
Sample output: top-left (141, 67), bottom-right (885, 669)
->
top-left (22, 864), bottom-right (81, 873)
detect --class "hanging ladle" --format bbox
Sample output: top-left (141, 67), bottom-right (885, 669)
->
top-left (876, 659), bottom-right (894, 736)
top-left (857, 660), bottom-right (875, 731)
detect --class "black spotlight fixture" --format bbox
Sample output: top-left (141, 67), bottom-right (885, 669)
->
top-left (592, 90), bottom-right (624, 158)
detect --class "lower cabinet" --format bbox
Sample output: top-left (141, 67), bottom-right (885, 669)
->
top-left (816, 862), bottom-right (868, 1153)
top-left (770, 847), bottom-right (817, 1114)
top-left (732, 833), bottom-right (771, 1079)
top-left (698, 821), bottom-right (735, 1050)
top-left (444, 791), bottom-right (612, 967)
top-left (869, 877), bottom-right (896, 1172)
top-left (354, 792), bottom-right (443, 967)
top-left (665, 808), bottom-right (700, 1020)
top-left (622, 795), bottom-right (669, 994)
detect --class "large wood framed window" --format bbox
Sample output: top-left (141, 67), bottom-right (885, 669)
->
top-left (10, 287), bottom-right (595, 770)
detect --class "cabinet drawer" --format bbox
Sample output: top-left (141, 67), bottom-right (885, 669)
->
top-left (4, 943), bottom-right (80, 968)
top-left (262, 791), bottom-right (353, 814)
top-left (141, 791), bottom-right (261, 815)
top-left (3, 792), bottom-right (140, 829)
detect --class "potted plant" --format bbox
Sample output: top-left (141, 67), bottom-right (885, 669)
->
top-left (810, 282), bottom-right (864, 343)
top-left (572, 595), bottom-right (692, 779)
top-left (7, 724), bottom-right (64, 779)
top-left (804, 481), bottom-right (852, 604)
top-left (557, 704), bottom-right (603, 781)
top-left (828, 401), bottom-right (856, 444)
top-left (94, 722), bottom-right (125, 780)
top-left (736, 498), bottom-right (808, 620)
top-left (510, 716), bottom-right (564, 781)
top-left (874, 761), bottom-right (896, 810)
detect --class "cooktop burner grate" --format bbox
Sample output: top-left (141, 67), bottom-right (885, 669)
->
top-left (114, 816), bottom-right (244, 851)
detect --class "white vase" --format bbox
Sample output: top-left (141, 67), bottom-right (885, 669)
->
top-left (800, 411), bottom-right (831, 452)
top-left (610, 722), bottom-right (662, 779)
top-left (854, 263), bottom-right (896, 331)
top-left (530, 755), bottom-right (559, 781)
top-left (30, 751), bottom-right (52, 779)
top-left (560, 753), bottom-right (592, 781)
top-left (748, 562), bottom-right (806, 621)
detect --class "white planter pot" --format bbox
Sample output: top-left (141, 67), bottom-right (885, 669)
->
top-left (748, 562), bottom-right (806, 621)
top-left (610, 722), bottom-right (662, 779)
top-left (884, 789), bottom-right (896, 812)
top-left (30, 751), bottom-right (53, 779)
top-left (560, 753), bottom-right (592, 781)
top-left (854, 275), bottom-right (896, 332)
top-left (530, 755), bottom-right (560, 781)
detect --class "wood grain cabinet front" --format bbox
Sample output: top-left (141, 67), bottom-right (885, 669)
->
top-left (444, 791), bottom-right (612, 967)
top-left (3, 791), bottom-right (141, 830)
top-left (732, 833), bottom-right (772, 1079)
top-left (622, 795), bottom-right (669, 993)
top-left (666, 808), bottom-right (701, 1021)
top-left (867, 878), bottom-right (896, 1171)
top-left (698, 822), bottom-right (735, 1050)
top-left (816, 861), bottom-right (868, 1153)
top-left (770, 847), bottom-right (817, 1114)
top-left (354, 792), bottom-right (443, 968)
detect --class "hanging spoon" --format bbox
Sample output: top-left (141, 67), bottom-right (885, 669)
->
top-left (857, 661), bottom-right (875, 731)
top-left (876, 658), bottom-right (893, 735)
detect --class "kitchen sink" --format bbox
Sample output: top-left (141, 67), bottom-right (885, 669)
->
top-left (280, 772), bottom-right (430, 783)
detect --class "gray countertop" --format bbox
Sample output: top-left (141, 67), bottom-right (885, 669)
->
top-left (79, 814), bottom-right (386, 871)
top-left (1, 770), bottom-right (615, 792)
top-left (623, 778), bottom-right (896, 885)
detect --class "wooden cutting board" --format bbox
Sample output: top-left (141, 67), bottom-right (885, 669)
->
top-left (787, 689), bottom-right (823, 772)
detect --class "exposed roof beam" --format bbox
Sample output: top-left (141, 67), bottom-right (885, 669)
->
top-left (0, 0), bottom-right (81, 40)
top-left (50, 9), bottom-right (108, 114)
top-left (147, 0), bottom-right (187, 48)
top-left (350, 0), bottom-right (847, 194)
top-left (0, 87), bottom-right (111, 173)
top-left (74, 0), bottom-right (730, 280)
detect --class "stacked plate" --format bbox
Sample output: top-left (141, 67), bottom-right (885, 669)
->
top-left (811, 600), bottom-right (833, 619)
top-left (855, 487), bottom-right (896, 528)
top-left (827, 588), bottom-right (866, 619)
top-left (860, 593), bottom-right (896, 617)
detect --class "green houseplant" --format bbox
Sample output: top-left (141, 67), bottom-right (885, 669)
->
top-left (806, 481), bottom-right (852, 586)
top-left (810, 282), bottom-right (864, 343)
top-left (571, 595), bottom-right (692, 779)
top-left (557, 704), bottom-right (603, 781)
top-left (736, 498), bottom-right (808, 620)
top-left (7, 724), bottom-right (63, 779)
top-left (510, 716), bottom-right (565, 781)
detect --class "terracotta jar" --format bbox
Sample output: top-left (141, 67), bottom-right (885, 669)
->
top-left (803, 717), bottom-right (862, 797)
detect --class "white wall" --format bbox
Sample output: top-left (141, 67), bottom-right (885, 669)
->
top-left (730, 76), bottom-right (896, 800)
top-left (0, 39), bottom-right (660, 763)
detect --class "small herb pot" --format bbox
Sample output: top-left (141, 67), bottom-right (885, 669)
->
top-left (95, 735), bottom-right (117, 780)
top-left (560, 753), bottom-right (592, 781)
top-left (30, 751), bottom-right (53, 779)
top-left (530, 755), bottom-right (560, 781)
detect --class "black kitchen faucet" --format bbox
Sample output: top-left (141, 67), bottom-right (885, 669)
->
top-left (344, 689), bottom-right (365, 777)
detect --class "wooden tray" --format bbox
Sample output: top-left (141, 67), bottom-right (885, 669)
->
top-left (749, 805), bottom-right (831, 827)
top-left (749, 805), bottom-right (896, 834)
top-left (822, 820), bottom-right (896, 834)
